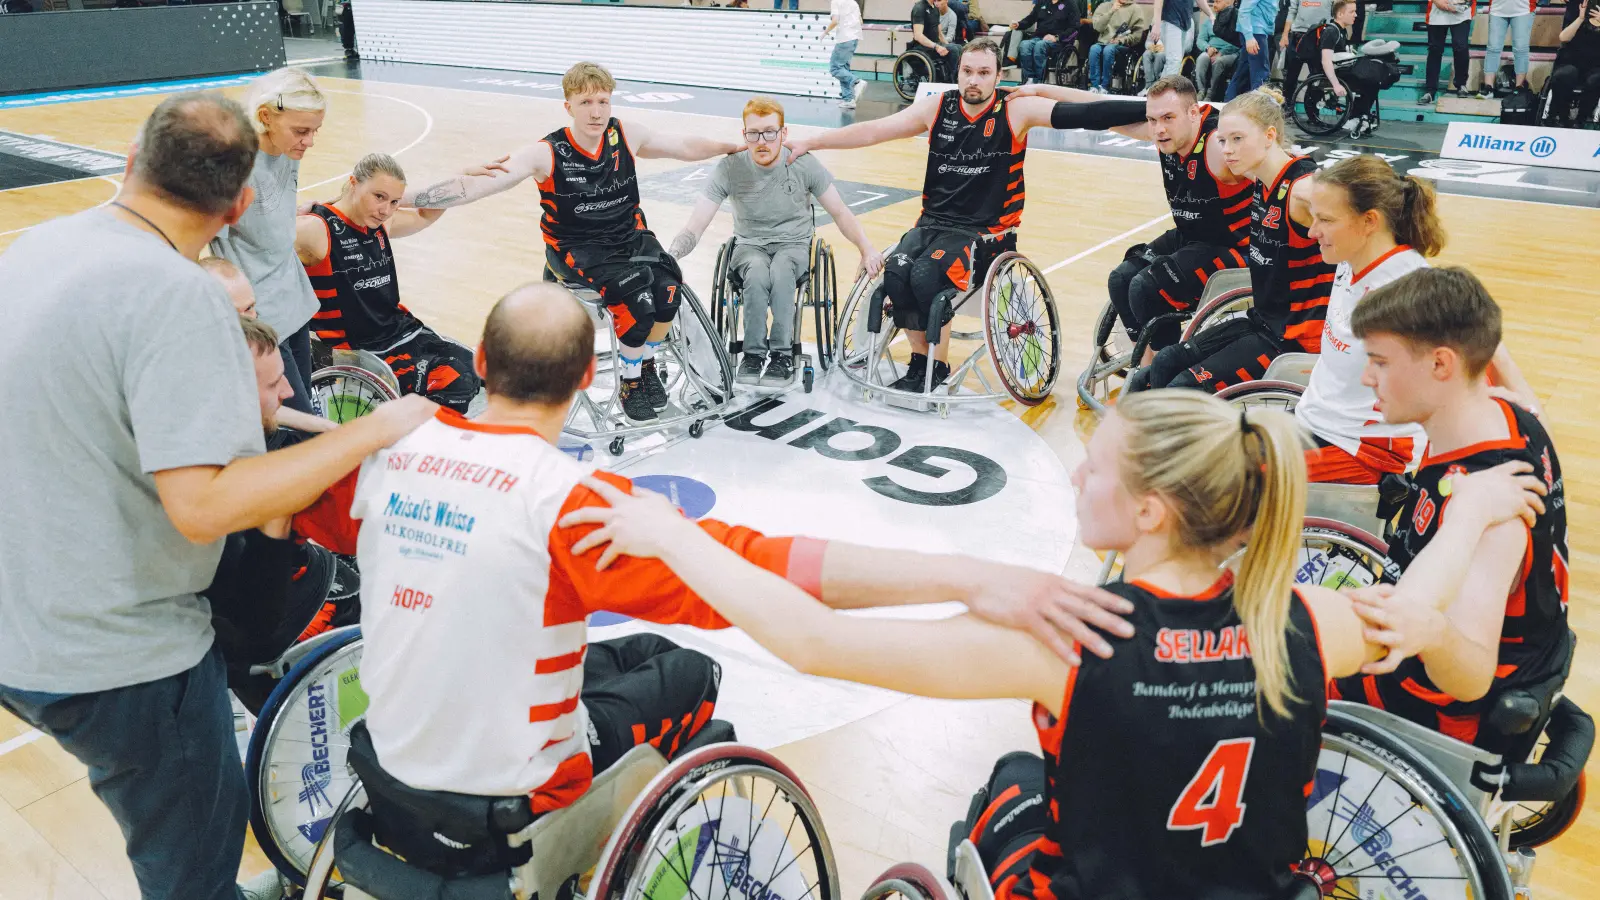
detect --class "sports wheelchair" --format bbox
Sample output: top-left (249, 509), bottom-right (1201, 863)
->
top-left (1290, 41), bottom-right (1403, 138)
top-left (543, 258), bottom-right (737, 457)
top-left (308, 337), bottom-right (490, 421)
top-left (834, 232), bottom-right (1063, 415)
top-left (1076, 264), bottom-right (1254, 415)
top-left (893, 43), bottom-right (955, 101)
top-left (710, 235), bottom-right (840, 394)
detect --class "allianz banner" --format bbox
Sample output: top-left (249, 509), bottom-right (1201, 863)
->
top-left (1443, 122), bottom-right (1600, 173)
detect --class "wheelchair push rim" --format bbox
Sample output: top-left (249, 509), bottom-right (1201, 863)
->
top-left (860, 863), bottom-right (953, 900)
top-left (592, 743), bottom-right (840, 900)
top-left (246, 628), bottom-right (367, 885)
top-left (1180, 286), bottom-right (1255, 342)
top-left (981, 252), bottom-right (1061, 406)
top-left (311, 365), bottom-right (400, 423)
top-left (894, 51), bottom-right (934, 102)
top-left (1303, 707), bottom-right (1513, 900)
top-left (1295, 76), bottom-right (1351, 136)
top-left (1215, 379), bottom-right (1304, 414)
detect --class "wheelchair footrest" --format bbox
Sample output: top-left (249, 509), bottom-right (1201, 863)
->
top-left (335, 809), bottom-right (518, 900)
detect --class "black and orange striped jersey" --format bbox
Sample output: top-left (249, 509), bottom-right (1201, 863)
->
top-left (539, 119), bottom-right (646, 250)
top-left (1246, 156), bottom-right (1334, 352)
top-left (1334, 399), bottom-right (1569, 748)
top-left (1160, 106), bottom-right (1253, 250)
top-left (304, 203), bottom-right (419, 350)
top-left (1013, 574), bottom-right (1327, 900)
top-left (918, 91), bottom-right (1026, 234)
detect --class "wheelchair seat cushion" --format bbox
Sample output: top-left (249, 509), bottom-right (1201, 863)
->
top-left (346, 721), bottom-right (536, 877)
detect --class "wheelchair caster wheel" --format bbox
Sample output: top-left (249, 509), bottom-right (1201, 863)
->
top-left (689, 420), bottom-right (705, 438)
top-left (803, 367), bottom-right (815, 393)
top-left (609, 436), bottom-right (625, 456)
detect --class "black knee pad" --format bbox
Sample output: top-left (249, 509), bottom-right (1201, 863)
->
top-left (1128, 267), bottom-right (1184, 350)
top-left (651, 271), bottom-right (683, 324)
top-left (951, 751), bottom-right (1049, 876)
top-left (1143, 341), bottom-right (1203, 391)
top-left (1107, 256), bottom-right (1151, 338)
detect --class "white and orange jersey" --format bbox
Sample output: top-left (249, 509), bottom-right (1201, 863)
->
top-left (294, 410), bottom-right (822, 809)
top-left (1295, 246), bottom-right (1428, 470)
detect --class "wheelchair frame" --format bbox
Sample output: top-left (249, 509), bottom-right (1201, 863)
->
top-left (893, 44), bottom-right (946, 102)
top-left (1075, 266), bottom-right (1253, 415)
top-left (833, 237), bottom-right (1063, 416)
top-left (710, 234), bottom-right (840, 394)
top-left (544, 270), bottom-right (738, 457)
top-left (309, 346), bottom-right (402, 423)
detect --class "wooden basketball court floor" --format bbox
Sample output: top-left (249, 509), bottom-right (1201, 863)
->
top-left (1, 75), bottom-right (1597, 899)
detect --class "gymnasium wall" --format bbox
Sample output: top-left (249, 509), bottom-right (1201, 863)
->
top-left (352, 0), bottom-right (838, 97)
top-left (0, 2), bottom-right (285, 97)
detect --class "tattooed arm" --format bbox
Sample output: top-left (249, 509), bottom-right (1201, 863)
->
top-left (402, 142), bottom-right (554, 209)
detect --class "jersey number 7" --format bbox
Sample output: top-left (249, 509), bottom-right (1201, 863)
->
top-left (1166, 737), bottom-right (1255, 846)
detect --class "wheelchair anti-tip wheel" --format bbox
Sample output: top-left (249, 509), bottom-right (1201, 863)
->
top-left (982, 252), bottom-right (1061, 406)
top-left (310, 365), bottom-right (399, 423)
top-left (589, 742), bottom-right (841, 900)
top-left (246, 627), bottom-right (366, 885)
top-left (1301, 705), bottom-right (1514, 900)
top-left (860, 863), bottom-right (953, 900)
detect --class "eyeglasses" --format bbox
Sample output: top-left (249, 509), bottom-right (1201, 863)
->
top-left (743, 129), bottom-right (782, 143)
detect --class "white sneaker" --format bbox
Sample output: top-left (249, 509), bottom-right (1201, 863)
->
top-left (853, 80), bottom-right (866, 103)
top-left (839, 99), bottom-right (856, 109)
top-left (239, 870), bottom-right (285, 900)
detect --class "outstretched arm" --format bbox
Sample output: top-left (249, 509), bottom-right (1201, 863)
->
top-left (561, 478), bottom-right (1077, 712)
top-left (788, 97), bottom-right (940, 157)
top-left (386, 207), bottom-right (445, 240)
top-left (1006, 84), bottom-right (1152, 139)
top-left (815, 184), bottom-right (884, 277)
top-left (404, 142), bottom-right (552, 209)
top-left (668, 195), bottom-right (723, 259)
top-left (627, 119), bottom-right (742, 162)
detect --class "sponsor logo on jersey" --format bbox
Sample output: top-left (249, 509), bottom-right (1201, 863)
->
top-left (1154, 625), bottom-right (1251, 663)
top-left (383, 492), bottom-right (477, 533)
top-left (353, 274), bottom-right (393, 291)
top-left (574, 196), bottom-right (630, 214)
top-left (937, 163), bottom-right (991, 175)
top-left (608, 128), bottom-right (619, 146)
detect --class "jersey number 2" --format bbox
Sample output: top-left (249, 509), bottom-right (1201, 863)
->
top-left (1166, 737), bottom-right (1255, 846)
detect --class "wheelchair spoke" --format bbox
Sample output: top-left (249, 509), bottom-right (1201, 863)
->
top-left (1331, 836), bottom-right (1462, 881)
top-left (1318, 744), bottom-right (1353, 852)
top-left (1323, 766), bottom-right (1390, 859)
top-left (1324, 797), bottom-right (1423, 869)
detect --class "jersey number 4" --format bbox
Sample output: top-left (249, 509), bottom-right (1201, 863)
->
top-left (1167, 737), bottom-right (1256, 846)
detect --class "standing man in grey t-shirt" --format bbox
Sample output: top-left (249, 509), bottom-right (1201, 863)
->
top-left (669, 97), bottom-right (882, 386)
top-left (0, 93), bottom-right (436, 900)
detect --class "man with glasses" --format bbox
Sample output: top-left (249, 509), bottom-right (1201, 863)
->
top-left (669, 97), bottom-right (882, 386)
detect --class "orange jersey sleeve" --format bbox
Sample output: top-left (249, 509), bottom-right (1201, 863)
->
top-left (550, 471), bottom-right (827, 628)
top-left (292, 467), bottom-right (362, 555)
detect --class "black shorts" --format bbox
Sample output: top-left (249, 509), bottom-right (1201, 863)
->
top-left (1109, 228), bottom-right (1248, 346)
top-left (1141, 314), bottom-right (1296, 394)
top-left (548, 232), bottom-right (684, 345)
top-left (381, 326), bottom-right (481, 414)
top-left (583, 633), bottom-right (723, 771)
top-left (883, 227), bottom-right (1015, 332)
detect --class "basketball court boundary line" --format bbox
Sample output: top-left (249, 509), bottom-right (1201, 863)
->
top-left (1042, 212), bottom-right (1171, 275)
top-left (0, 728), bottom-right (43, 758)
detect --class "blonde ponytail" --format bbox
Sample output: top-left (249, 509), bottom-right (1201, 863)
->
top-left (1234, 407), bottom-right (1308, 720)
top-left (1114, 391), bottom-right (1308, 720)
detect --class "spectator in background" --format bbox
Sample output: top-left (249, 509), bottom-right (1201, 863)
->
top-left (1012, 0), bottom-right (1082, 84)
top-left (1549, 0), bottom-right (1600, 123)
top-left (1088, 0), bottom-right (1150, 91)
top-left (1420, 0), bottom-right (1474, 103)
top-left (1148, 0), bottom-right (1212, 85)
top-left (1226, 0), bottom-right (1279, 97)
top-left (337, 0), bottom-right (357, 58)
top-left (1279, 0), bottom-right (1329, 105)
top-left (210, 67), bottom-right (326, 416)
top-left (1196, 0), bottom-right (1241, 99)
top-left (0, 91), bottom-right (436, 900)
top-left (1478, 0), bottom-right (1534, 97)
top-left (825, 0), bottom-right (867, 108)
top-left (1310, 0), bottom-right (1380, 135)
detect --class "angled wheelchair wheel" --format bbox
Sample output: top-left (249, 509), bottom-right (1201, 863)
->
top-left (1302, 705), bottom-right (1513, 900)
top-left (246, 628), bottom-right (367, 885)
top-left (1294, 74), bottom-right (1351, 136)
top-left (1179, 285), bottom-right (1254, 342)
top-left (1215, 379), bottom-right (1304, 414)
top-left (591, 743), bottom-right (840, 900)
top-left (861, 863), bottom-right (953, 900)
top-left (669, 285), bottom-right (736, 408)
top-left (981, 252), bottom-right (1061, 406)
top-left (310, 365), bottom-right (398, 423)
top-left (894, 49), bottom-right (935, 102)
top-left (712, 236), bottom-right (736, 343)
top-left (812, 239), bottom-right (839, 371)
top-left (836, 242), bottom-right (896, 375)
top-left (1298, 516), bottom-right (1395, 590)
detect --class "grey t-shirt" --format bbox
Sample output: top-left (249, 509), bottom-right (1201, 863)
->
top-left (209, 149), bottom-right (318, 342)
top-left (705, 148), bottom-right (834, 248)
top-left (0, 210), bottom-right (266, 693)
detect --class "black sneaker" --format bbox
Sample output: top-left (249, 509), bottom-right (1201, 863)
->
top-left (737, 353), bottom-right (766, 385)
top-left (620, 377), bottom-right (657, 422)
top-left (760, 353), bottom-right (794, 387)
top-left (1475, 87), bottom-right (1495, 101)
top-left (639, 358), bottom-right (669, 410)
top-left (889, 352), bottom-right (928, 391)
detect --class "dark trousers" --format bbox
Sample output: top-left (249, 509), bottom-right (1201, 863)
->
top-left (1548, 63), bottom-right (1600, 124)
top-left (280, 322), bottom-right (315, 415)
top-left (1425, 20), bottom-right (1471, 93)
top-left (1227, 34), bottom-right (1272, 98)
top-left (0, 648), bottom-right (250, 900)
top-left (583, 633), bottom-right (723, 770)
top-left (1282, 40), bottom-right (1307, 103)
top-left (379, 326), bottom-right (482, 414)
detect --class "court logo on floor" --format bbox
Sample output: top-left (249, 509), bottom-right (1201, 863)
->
top-left (0, 131), bottom-right (124, 192)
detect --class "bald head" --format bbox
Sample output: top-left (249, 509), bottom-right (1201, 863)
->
top-left (132, 92), bottom-right (258, 216)
top-left (481, 282), bottom-right (596, 405)
top-left (199, 256), bottom-right (257, 318)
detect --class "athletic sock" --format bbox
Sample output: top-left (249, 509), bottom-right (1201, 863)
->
top-left (620, 347), bottom-right (644, 379)
top-left (644, 340), bottom-right (663, 361)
